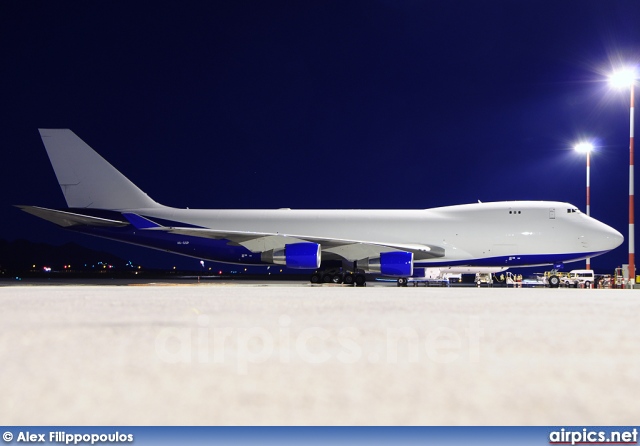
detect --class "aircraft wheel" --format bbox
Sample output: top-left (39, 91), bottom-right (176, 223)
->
top-left (548, 275), bottom-right (560, 288)
top-left (343, 273), bottom-right (355, 285)
top-left (310, 273), bottom-right (321, 284)
top-left (322, 273), bottom-right (333, 283)
top-left (397, 277), bottom-right (408, 287)
top-left (354, 274), bottom-right (366, 287)
top-left (332, 274), bottom-right (343, 284)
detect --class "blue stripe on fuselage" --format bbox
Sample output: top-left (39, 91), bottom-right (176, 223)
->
top-left (414, 251), bottom-right (608, 268)
top-left (122, 213), bottom-right (161, 229)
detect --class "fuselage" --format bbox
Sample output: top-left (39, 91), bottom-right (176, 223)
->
top-left (73, 200), bottom-right (623, 268)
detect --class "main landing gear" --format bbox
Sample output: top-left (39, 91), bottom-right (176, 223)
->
top-left (310, 269), bottom-right (367, 286)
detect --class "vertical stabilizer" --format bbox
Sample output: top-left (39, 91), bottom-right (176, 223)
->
top-left (38, 129), bottom-right (161, 210)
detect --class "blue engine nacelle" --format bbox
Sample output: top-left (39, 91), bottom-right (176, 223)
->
top-left (262, 242), bottom-right (321, 269)
top-left (356, 251), bottom-right (413, 277)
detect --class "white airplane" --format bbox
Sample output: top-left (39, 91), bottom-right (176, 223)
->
top-left (18, 129), bottom-right (623, 287)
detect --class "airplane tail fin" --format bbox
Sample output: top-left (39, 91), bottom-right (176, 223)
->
top-left (38, 129), bottom-right (162, 210)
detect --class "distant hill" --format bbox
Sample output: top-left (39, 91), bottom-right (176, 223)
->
top-left (0, 239), bottom-right (128, 272)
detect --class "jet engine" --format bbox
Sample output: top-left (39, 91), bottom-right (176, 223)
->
top-left (357, 251), bottom-right (413, 277)
top-left (261, 242), bottom-right (321, 269)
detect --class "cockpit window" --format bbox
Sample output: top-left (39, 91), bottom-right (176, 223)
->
top-left (566, 208), bottom-right (580, 214)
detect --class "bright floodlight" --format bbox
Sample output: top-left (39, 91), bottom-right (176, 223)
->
top-left (574, 142), bottom-right (593, 153)
top-left (609, 68), bottom-right (637, 89)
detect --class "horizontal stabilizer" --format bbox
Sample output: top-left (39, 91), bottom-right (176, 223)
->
top-left (16, 206), bottom-right (129, 228)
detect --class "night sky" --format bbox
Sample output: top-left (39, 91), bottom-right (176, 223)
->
top-left (3, 1), bottom-right (640, 271)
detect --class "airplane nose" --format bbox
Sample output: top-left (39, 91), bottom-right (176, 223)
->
top-left (603, 225), bottom-right (624, 251)
top-left (580, 215), bottom-right (624, 254)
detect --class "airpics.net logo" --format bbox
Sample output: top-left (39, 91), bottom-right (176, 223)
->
top-left (549, 428), bottom-right (638, 445)
top-left (154, 314), bottom-right (484, 374)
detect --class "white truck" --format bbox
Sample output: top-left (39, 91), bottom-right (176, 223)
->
top-left (560, 269), bottom-right (595, 288)
top-left (404, 267), bottom-right (451, 287)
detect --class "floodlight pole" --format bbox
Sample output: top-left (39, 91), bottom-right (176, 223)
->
top-left (586, 148), bottom-right (591, 270)
top-left (575, 142), bottom-right (593, 270)
top-left (629, 85), bottom-right (635, 286)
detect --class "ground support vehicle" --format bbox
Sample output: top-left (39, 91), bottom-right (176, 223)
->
top-left (560, 269), bottom-right (595, 288)
top-left (543, 270), bottom-right (569, 288)
top-left (403, 277), bottom-right (450, 287)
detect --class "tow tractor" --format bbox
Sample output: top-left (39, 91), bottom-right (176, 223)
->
top-left (543, 269), bottom-right (567, 288)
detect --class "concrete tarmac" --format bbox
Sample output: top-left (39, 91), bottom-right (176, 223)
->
top-left (1, 283), bottom-right (639, 425)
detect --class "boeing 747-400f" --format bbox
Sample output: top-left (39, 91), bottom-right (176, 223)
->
top-left (18, 129), bottom-right (623, 287)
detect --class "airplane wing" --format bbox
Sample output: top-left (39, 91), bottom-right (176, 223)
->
top-left (16, 206), bottom-right (129, 228)
top-left (18, 205), bottom-right (445, 262)
top-left (144, 226), bottom-right (445, 261)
